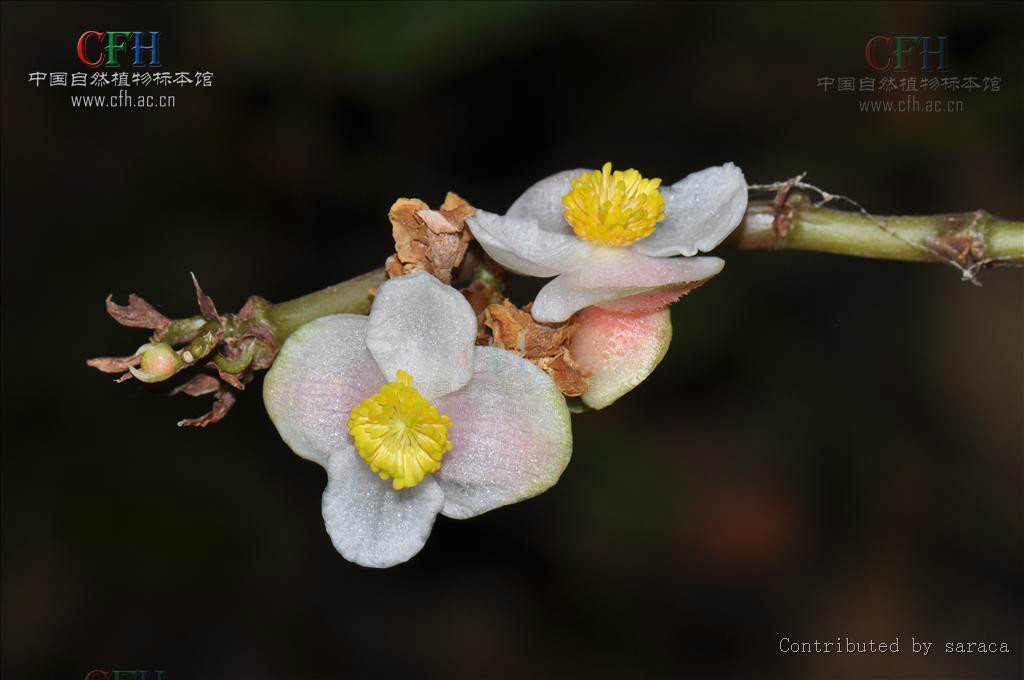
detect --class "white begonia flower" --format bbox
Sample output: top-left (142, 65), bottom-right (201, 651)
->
top-left (467, 162), bottom-right (747, 409)
top-left (263, 272), bottom-right (572, 568)
top-left (467, 162), bottom-right (747, 323)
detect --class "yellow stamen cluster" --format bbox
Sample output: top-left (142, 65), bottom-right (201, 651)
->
top-left (347, 370), bottom-right (453, 490)
top-left (561, 162), bottom-right (666, 247)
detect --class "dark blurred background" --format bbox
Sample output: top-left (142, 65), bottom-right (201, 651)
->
top-left (2, 2), bottom-right (1021, 679)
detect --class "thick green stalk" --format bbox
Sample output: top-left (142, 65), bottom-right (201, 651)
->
top-left (727, 194), bottom-right (1024, 273)
top-left (264, 267), bottom-right (387, 340)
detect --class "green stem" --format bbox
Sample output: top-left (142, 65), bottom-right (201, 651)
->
top-left (726, 193), bottom-right (1024, 272)
top-left (158, 316), bottom-right (208, 345)
top-left (264, 267), bottom-right (387, 340)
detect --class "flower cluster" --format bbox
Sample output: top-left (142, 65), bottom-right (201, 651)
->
top-left (265, 162), bottom-right (748, 567)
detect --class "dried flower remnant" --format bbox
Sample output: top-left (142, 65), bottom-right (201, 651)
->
top-left (385, 192), bottom-right (476, 285)
top-left (483, 300), bottom-right (589, 396)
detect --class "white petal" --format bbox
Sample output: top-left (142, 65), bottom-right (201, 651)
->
top-left (531, 248), bottom-right (724, 323)
top-left (507, 168), bottom-right (590, 235)
top-left (322, 451), bottom-right (444, 568)
top-left (433, 347), bottom-right (572, 520)
top-left (263, 315), bottom-right (384, 467)
top-left (572, 306), bottom-right (673, 409)
top-left (632, 162), bottom-right (748, 257)
top-left (365, 272), bottom-right (477, 400)
top-left (466, 210), bottom-right (594, 278)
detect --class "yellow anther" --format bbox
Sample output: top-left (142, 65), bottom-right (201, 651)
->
top-left (347, 370), bottom-right (453, 490)
top-left (561, 162), bottom-right (666, 247)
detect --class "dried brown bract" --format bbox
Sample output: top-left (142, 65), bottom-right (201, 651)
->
top-left (178, 391), bottom-right (237, 428)
top-left (191, 272), bottom-right (220, 320)
top-left (169, 373), bottom-right (221, 397)
top-left (104, 294), bottom-right (171, 331)
top-left (385, 192), bottom-right (476, 285)
top-left (928, 210), bottom-right (988, 271)
top-left (483, 300), bottom-right (590, 397)
top-left (85, 354), bottom-right (142, 374)
top-left (533, 351), bottom-right (590, 398)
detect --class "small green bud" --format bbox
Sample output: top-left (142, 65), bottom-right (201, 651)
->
top-left (129, 343), bottom-right (182, 382)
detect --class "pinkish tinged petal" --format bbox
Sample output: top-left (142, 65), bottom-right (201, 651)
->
top-left (571, 306), bottom-right (674, 409)
top-left (433, 347), bottom-right (572, 519)
top-left (531, 247), bottom-right (723, 323)
top-left (264, 315), bottom-right (384, 467)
